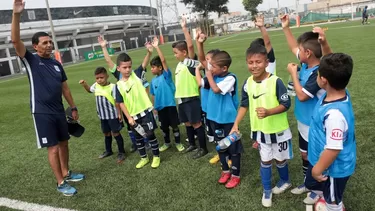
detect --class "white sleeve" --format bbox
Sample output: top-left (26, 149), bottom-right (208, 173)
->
top-left (89, 83), bottom-right (96, 93)
top-left (217, 76), bottom-right (235, 95)
top-left (266, 60), bottom-right (276, 74)
top-left (200, 78), bottom-right (205, 87)
top-left (324, 109), bottom-right (348, 150)
top-left (112, 84), bottom-right (117, 100)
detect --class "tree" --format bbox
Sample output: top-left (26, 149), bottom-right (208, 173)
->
top-left (242, 0), bottom-right (263, 17)
top-left (180, 0), bottom-right (229, 18)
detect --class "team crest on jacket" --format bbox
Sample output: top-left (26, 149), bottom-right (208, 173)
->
top-left (54, 65), bottom-right (61, 72)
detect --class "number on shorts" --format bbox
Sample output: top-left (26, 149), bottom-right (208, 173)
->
top-left (278, 141), bottom-right (288, 152)
top-left (147, 122), bottom-right (154, 130)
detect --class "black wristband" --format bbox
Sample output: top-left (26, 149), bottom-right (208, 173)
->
top-left (71, 107), bottom-right (78, 111)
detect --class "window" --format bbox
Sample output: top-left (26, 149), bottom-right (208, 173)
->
top-left (113, 7), bottom-right (119, 15)
top-left (27, 10), bottom-right (36, 20)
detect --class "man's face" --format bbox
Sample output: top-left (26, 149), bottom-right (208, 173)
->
top-left (33, 36), bottom-right (53, 58)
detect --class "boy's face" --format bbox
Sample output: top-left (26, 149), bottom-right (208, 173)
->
top-left (117, 61), bottom-right (132, 78)
top-left (206, 53), bottom-right (213, 63)
top-left (95, 73), bottom-right (108, 86)
top-left (298, 44), bottom-right (311, 63)
top-left (210, 61), bottom-right (227, 76)
top-left (151, 65), bottom-right (163, 75)
top-left (246, 53), bottom-right (269, 78)
top-left (173, 48), bottom-right (187, 62)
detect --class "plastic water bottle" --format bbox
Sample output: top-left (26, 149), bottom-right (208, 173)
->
top-left (216, 132), bottom-right (242, 151)
top-left (133, 123), bottom-right (147, 138)
top-left (287, 76), bottom-right (296, 97)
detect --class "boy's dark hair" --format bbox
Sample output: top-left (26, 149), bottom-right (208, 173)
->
top-left (207, 49), bottom-right (221, 55)
top-left (297, 32), bottom-right (322, 59)
top-left (32, 32), bottom-right (50, 45)
top-left (150, 56), bottom-right (162, 67)
top-left (212, 51), bottom-right (232, 68)
top-left (95, 67), bottom-right (107, 75)
top-left (246, 44), bottom-right (268, 57)
top-left (116, 53), bottom-right (132, 66)
top-left (172, 40), bottom-right (188, 52)
top-left (319, 53), bottom-right (353, 90)
top-left (250, 38), bottom-right (265, 47)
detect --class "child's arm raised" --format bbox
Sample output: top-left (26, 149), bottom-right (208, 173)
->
top-left (280, 15), bottom-right (299, 56)
top-left (255, 15), bottom-right (272, 53)
top-left (194, 63), bottom-right (204, 87)
top-left (181, 17), bottom-right (195, 59)
top-left (151, 37), bottom-right (168, 71)
top-left (141, 42), bottom-right (153, 69)
top-left (255, 78), bottom-right (291, 119)
top-left (98, 36), bottom-right (115, 70)
top-left (313, 27), bottom-right (332, 56)
top-left (196, 29), bottom-right (208, 69)
top-left (312, 109), bottom-right (346, 181)
top-left (79, 80), bottom-right (91, 93)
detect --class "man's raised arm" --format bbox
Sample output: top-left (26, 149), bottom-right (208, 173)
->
top-left (11, 0), bottom-right (26, 58)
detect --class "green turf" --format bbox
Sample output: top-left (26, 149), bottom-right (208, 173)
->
top-left (0, 21), bottom-right (374, 211)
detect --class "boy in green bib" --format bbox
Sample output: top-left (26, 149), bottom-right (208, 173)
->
top-left (115, 53), bottom-right (161, 169)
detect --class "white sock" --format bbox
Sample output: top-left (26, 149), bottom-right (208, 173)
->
top-left (326, 202), bottom-right (343, 211)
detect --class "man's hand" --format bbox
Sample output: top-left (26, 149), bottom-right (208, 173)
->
top-left (151, 37), bottom-right (159, 48)
top-left (79, 80), bottom-right (87, 86)
top-left (72, 110), bottom-right (79, 121)
top-left (256, 107), bottom-right (269, 119)
top-left (280, 14), bottom-right (290, 28)
top-left (255, 14), bottom-right (265, 28)
top-left (128, 117), bottom-right (135, 126)
top-left (180, 16), bottom-right (187, 28)
top-left (13, 0), bottom-right (25, 14)
top-left (287, 63), bottom-right (299, 76)
top-left (145, 42), bottom-right (153, 53)
top-left (312, 27), bottom-right (327, 43)
top-left (98, 36), bottom-right (107, 48)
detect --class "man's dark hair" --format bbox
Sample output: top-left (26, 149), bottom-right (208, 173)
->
top-left (212, 51), bottom-right (232, 68)
top-left (250, 38), bottom-right (265, 47)
top-left (172, 40), bottom-right (188, 52)
top-left (116, 53), bottom-right (132, 66)
top-left (207, 49), bottom-right (221, 55)
top-left (150, 56), bottom-right (162, 68)
top-left (319, 53), bottom-right (353, 90)
top-left (297, 32), bottom-right (322, 59)
top-left (95, 67), bottom-right (107, 75)
top-left (246, 44), bottom-right (268, 57)
top-left (32, 32), bottom-right (50, 45)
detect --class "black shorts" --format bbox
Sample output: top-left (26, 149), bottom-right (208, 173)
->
top-left (158, 106), bottom-right (180, 129)
top-left (209, 121), bottom-right (243, 155)
top-left (32, 113), bottom-right (70, 149)
top-left (202, 111), bottom-right (213, 136)
top-left (132, 111), bottom-right (158, 139)
top-left (298, 132), bottom-right (308, 153)
top-left (305, 164), bottom-right (350, 204)
top-left (178, 98), bottom-right (202, 124)
top-left (101, 119), bottom-right (123, 133)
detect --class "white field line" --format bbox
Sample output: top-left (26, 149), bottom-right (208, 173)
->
top-left (210, 33), bottom-right (241, 44)
top-left (0, 197), bottom-right (78, 211)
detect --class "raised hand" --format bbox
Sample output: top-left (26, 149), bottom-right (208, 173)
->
top-left (145, 42), bottom-right (153, 53)
top-left (280, 14), bottom-right (290, 28)
top-left (255, 14), bottom-right (265, 27)
top-left (151, 37), bottom-right (159, 48)
top-left (287, 63), bottom-right (299, 76)
top-left (312, 27), bottom-right (327, 43)
top-left (13, 0), bottom-right (25, 14)
top-left (97, 36), bottom-right (107, 48)
top-left (180, 16), bottom-right (187, 28)
top-left (79, 80), bottom-right (87, 85)
top-left (197, 32), bottom-right (207, 43)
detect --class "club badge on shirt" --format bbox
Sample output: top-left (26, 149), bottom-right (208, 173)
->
top-left (54, 65), bottom-right (61, 72)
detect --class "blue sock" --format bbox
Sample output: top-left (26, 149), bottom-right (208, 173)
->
top-left (260, 162), bottom-right (272, 191)
top-left (276, 161), bottom-right (290, 182)
top-left (128, 131), bottom-right (136, 145)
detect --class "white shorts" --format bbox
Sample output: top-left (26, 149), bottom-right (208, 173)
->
top-left (259, 139), bottom-right (293, 162)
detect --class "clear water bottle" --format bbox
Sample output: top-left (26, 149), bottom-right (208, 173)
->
top-left (287, 76), bottom-right (296, 97)
top-left (133, 123), bottom-right (147, 138)
top-left (216, 132), bottom-right (242, 151)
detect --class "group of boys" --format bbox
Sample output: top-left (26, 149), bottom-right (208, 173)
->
top-left (78, 14), bottom-right (357, 210)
